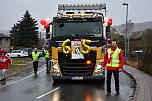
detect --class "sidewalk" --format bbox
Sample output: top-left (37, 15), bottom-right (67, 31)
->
top-left (123, 65), bottom-right (152, 101)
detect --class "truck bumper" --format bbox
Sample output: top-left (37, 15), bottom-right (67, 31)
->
top-left (52, 75), bottom-right (105, 81)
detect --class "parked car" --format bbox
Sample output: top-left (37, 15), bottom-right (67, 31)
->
top-left (38, 50), bottom-right (43, 56)
top-left (131, 50), bottom-right (144, 56)
top-left (20, 48), bottom-right (33, 57)
top-left (7, 50), bottom-right (28, 58)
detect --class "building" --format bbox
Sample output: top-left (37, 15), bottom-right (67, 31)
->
top-left (0, 33), bottom-right (11, 52)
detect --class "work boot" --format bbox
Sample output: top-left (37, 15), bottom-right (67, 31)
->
top-left (0, 78), bottom-right (6, 85)
top-left (3, 78), bottom-right (6, 82)
top-left (34, 71), bottom-right (37, 75)
top-left (46, 71), bottom-right (50, 74)
top-left (107, 92), bottom-right (111, 96)
top-left (0, 78), bottom-right (6, 82)
top-left (0, 79), bottom-right (3, 82)
top-left (115, 91), bottom-right (120, 96)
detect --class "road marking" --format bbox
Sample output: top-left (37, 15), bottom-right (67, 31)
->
top-left (36, 87), bottom-right (60, 99)
top-left (0, 65), bottom-right (46, 88)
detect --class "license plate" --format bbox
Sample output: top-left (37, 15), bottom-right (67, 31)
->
top-left (71, 76), bottom-right (83, 80)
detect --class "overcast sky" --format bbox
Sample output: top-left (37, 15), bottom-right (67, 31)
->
top-left (0, 0), bottom-right (152, 31)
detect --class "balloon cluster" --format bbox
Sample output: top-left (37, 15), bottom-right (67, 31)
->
top-left (40, 18), bottom-right (51, 30)
top-left (103, 17), bottom-right (113, 27)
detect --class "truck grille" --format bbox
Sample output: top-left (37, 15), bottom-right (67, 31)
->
top-left (58, 51), bottom-right (96, 76)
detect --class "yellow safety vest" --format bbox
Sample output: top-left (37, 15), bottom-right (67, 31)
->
top-left (32, 52), bottom-right (40, 62)
top-left (106, 47), bottom-right (120, 67)
top-left (44, 49), bottom-right (50, 59)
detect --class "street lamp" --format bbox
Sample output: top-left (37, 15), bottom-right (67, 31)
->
top-left (128, 20), bottom-right (132, 53)
top-left (122, 3), bottom-right (128, 63)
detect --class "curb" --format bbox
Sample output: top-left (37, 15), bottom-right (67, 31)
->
top-left (123, 69), bottom-right (137, 101)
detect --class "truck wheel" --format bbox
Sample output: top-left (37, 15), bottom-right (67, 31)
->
top-left (17, 55), bottom-right (21, 58)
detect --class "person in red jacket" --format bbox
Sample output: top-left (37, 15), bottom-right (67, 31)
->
top-left (0, 49), bottom-right (12, 83)
top-left (102, 40), bottom-right (124, 96)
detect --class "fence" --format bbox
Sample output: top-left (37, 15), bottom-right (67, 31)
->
top-left (128, 52), bottom-right (152, 75)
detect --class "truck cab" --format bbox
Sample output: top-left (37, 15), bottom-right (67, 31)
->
top-left (50, 3), bottom-right (107, 81)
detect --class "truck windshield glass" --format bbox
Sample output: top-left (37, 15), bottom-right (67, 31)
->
top-left (53, 21), bottom-right (102, 37)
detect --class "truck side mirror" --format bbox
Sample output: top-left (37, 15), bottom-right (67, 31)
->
top-left (106, 25), bottom-right (110, 33)
top-left (46, 33), bottom-right (50, 39)
top-left (106, 25), bottom-right (111, 39)
top-left (46, 26), bottom-right (50, 33)
top-left (46, 22), bottom-right (52, 33)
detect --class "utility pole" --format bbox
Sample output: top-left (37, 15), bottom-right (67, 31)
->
top-left (128, 20), bottom-right (132, 53)
top-left (122, 3), bottom-right (128, 63)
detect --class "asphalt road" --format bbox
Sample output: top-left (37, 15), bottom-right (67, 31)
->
top-left (0, 60), bottom-right (134, 101)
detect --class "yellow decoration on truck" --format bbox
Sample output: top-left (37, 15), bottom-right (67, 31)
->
top-left (61, 39), bottom-right (71, 54)
top-left (81, 39), bottom-right (91, 54)
top-left (61, 39), bottom-right (91, 55)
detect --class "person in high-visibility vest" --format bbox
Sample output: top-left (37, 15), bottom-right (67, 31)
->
top-left (102, 40), bottom-right (124, 96)
top-left (43, 48), bottom-right (50, 74)
top-left (31, 48), bottom-right (40, 75)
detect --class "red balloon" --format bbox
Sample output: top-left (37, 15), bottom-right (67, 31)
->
top-left (108, 21), bottom-right (112, 26)
top-left (44, 24), bottom-right (49, 29)
top-left (40, 19), bottom-right (46, 25)
top-left (109, 18), bottom-right (112, 21)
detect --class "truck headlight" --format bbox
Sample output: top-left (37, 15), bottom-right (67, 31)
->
top-left (51, 59), bottom-right (60, 75)
top-left (94, 60), bottom-right (104, 74)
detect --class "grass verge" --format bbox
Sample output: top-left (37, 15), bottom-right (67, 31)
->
top-left (5, 59), bottom-right (32, 77)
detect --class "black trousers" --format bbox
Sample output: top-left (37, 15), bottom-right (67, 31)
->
top-left (33, 61), bottom-right (38, 74)
top-left (45, 58), bottom-right (50, 72)
top-left (106, 69), bottom-right (119, 93)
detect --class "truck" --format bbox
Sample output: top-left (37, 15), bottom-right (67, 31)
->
top-left (46, 3), bottom-right (111, 81)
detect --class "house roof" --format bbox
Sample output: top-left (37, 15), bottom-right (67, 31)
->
top-left (0, 33), bottom-right (10, 38)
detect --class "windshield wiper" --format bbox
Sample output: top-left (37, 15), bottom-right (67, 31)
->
top-left (77, 34), bottom-right (95, 37)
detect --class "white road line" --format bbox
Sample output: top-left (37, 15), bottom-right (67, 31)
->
top-left (0, 65), bottom-right (46, 88)
top-left (36, 87), bottom-right (60, 99)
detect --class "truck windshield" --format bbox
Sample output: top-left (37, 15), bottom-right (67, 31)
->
top-left (53, 21), bottom-right (102, 37)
